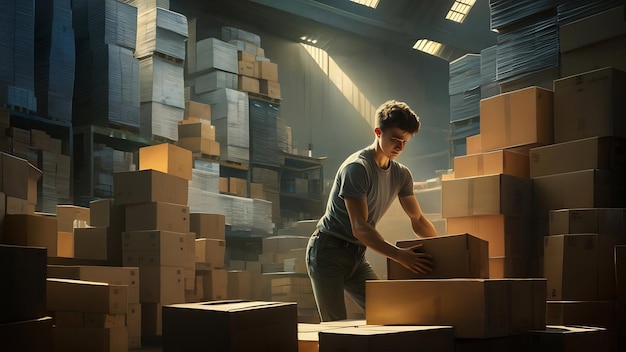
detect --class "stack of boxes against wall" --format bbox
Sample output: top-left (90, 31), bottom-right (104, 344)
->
top-left (0, 1), bottom-right (72, 214)
top-left (439, 0), bottom-right (626, 350)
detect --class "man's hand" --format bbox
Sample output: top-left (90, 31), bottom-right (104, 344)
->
top-left (396, 243), bottom-right (434, 274)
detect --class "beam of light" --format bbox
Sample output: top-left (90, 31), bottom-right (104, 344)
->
top-left (301, 43), bottom-right (377, 128)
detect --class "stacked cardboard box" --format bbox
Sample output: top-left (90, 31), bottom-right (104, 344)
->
top-left (444, 86), bottom-right (552, 278)
top-left (0, 245), bottom-right (52, 351)
top-left (136, 7), bottom-right (188, 142)
top-left (47, 265), bottom-right (141, 349)
top-left (191, 212), bottom-right (227, 302)
top-left (47, 278), bottom-right (129, 351)
top-left (112, 143), bottom-right (193, 342)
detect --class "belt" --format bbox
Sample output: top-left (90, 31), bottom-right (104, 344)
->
top-left (314, 229), bottom-right (361, 249)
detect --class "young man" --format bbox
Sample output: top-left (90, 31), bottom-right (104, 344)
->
top-left (306, 99), bottom-right (438, 321)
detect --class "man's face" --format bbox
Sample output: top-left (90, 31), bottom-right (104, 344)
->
top-left (377, 127), bottom-right (412, 160)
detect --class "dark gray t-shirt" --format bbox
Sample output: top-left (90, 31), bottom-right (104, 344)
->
top-left (317, 147), bottom-right (414, 244)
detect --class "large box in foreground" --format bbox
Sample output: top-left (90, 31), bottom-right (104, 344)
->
top-left (162, 300), bottom-right (298, 351)
top-left (388, 233), bottom-right (488, 279)
top-left (318, 325), bottom-right (455, 352)
top-left (366, 279), bottom-right (545, 338)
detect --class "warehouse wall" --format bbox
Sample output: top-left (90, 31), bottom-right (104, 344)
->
top-left (261, 33), bottom-right (452, 185)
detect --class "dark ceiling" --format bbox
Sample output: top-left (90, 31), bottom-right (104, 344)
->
top-left (172, 0), bottom-right (498, 62)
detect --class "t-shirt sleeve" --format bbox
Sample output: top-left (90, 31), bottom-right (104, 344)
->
top-left (338, 162), bottom-right (369, 199)
top-left (398, 166), bottom-right (414, 197)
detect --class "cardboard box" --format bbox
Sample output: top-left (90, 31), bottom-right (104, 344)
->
top-left (0, 317), bottom-right (53, 352)
top-left (219, 177), bottom-right (229, 193)
top-left (125, 202), bottom-right (189, 233)
top-left (238, 75), bottom-right (260, 93)
top-left (454, 149), bottom-right (529, 178)
top-left (161, 301), bottom-right (298, 352)
top-left (83, 313), bottom-right (126, 328)
top-left (0, 152), bottom-right (42, 204)
top-left (262, 236), bottom-right (310, 254)
top-left (89, 199), bottom-right (124, 229)
top-left (441, 174), bottom-right (533, 218)
top-left (184, 101), bottom-right (211, 120)
top-left (466, 134), bottom-right (481, 154)
top-left (113, 169), bottom-right (189, 206)
top-left (127, 302), bottom-right (141, 339)
top-left (122, 231), bottom-right (186, 268)
top-left (52, 327), bottom-right (128, 352)
top-left (227, 270), bottom-right (252, 300)
top-left (255, 61), bottom-right (279, 81)
top-left (560, 34), bottom-right (626, 77)
top-left (554, 67), bottom-right (626, 143)
top-left (488, 256), bottom-right (532, 279)
top-left (238, 61), bottom-right (255, 77)
top-left (47, 278), bottom-right (128, 314)
top-left (55, 205), bottom-right (90, 232)
top-left (479, 86), bottom-right (553, 152)
top-left (388, 233), bottom-right (489, 279)
top-left (238, 50), bottom-right (255, 63)
top-left (260, 79), bottom-right (281, 99)
top-left (559, 5), bottom-right (626, 53)
top-left (195, 238), bottom-right (226, 267)
top-left (366, 279), bottom-right (543, 338)
top-left (52, 311), bottom-right (84, 327)
top-left (446, 215), bottom-right (532, 258)
top-left (544, 234), bottom-right (598, 300)
top-left (47, 265), bottom-right (140, 304)
top-left (139, 143), bottom-right (193, 181)
top-left (139, 266), bottom-right (185, 304)
top-left (250, 182), bottom-right (264, 199)
top-left (190, 213), bottom-right (226, 240)
top-left (0, 245), bottom-right (47, 324)
top-left (530, 136), bottom-right (626, 177)
top-left (141, 302), bottom-right (163, 336)
top-left (177, 137), bottom-right (220, 156)
top-left (4, 214), bottom-right (59, 256)
top-left (73, 227), bottom-right (109, 261)
top-left (57, 231), bottom-right (74, 258)
top-left (533, 169), bottom-right (619, 218)
top-left (196, 269), bottom-right (228, 300)
top-left (229, 177), bottom-right (248, 197)
top-left (546, 301), bottom-right (614, 327)
top-left (5, 195), bottom-right (32, 215)
top-left (177, 120), bottom-right (215, 140)
top-left (548, 208), bottom-right (626, 235)
top-left (318, 325), bottom-right (455, 352)
top-left (526, 325), bottom-right (609, 352)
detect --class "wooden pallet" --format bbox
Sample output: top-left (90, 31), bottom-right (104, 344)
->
top-left (247, 92), bottom-right (281, 104)
top-left (192, 152), bottom-right (220, 162)
top-left (106, 122), bottom-right (140, 135)
top-left (137, 51), bottom-right (185, 65)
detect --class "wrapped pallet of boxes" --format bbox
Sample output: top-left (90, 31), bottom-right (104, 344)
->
top-left (162, 300), bottom-right (298, 351)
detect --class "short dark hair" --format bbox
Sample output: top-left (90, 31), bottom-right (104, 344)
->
top-left (375, 100), bottom-right (421, 135)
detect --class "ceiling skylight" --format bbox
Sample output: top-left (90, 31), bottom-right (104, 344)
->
top-left (350, 0), bottom-right (380, 9)
top-left (446, 0), bottom-right (476, 23)
top-left (412, 39), bottom-right (444, 56)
